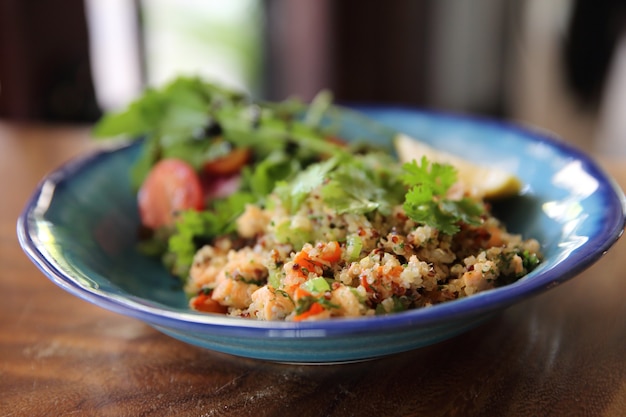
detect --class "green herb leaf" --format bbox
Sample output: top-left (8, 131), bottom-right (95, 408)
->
top-left (521, 250), bottom-right (541, 272)
top-left (294, 295), bottom-right (339, 315)
top-left (164, 191), bottom-right (256, 279)
top-left (240, 150), bottom-right (301, 199)
top-left (275, 157), bottom-right (338, 212)
top-left (401, 156), bottom-right (457, 196)
top-left (402, 157), bottom-right (484, 234)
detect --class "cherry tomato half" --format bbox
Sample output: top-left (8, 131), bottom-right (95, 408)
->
top-left (138, 158), bottom-right (204, 229)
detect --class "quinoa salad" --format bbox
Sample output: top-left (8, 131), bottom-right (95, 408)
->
top-left (93, 77), bottom-right (542, 322)
top-left (184, 153), bottom-right (541, 321)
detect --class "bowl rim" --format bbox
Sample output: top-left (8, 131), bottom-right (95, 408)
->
top-left (17, 106), bottom-right (626, 338)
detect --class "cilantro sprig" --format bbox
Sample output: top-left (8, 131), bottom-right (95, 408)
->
top-left (401, 156), bottom-right (484, 234)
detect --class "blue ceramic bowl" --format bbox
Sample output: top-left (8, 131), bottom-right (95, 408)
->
top-left (17, 107), bottom-right (626, 363)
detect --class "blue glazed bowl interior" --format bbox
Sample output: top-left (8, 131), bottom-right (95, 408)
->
top-left (18, 106), bottom-right (626, 363)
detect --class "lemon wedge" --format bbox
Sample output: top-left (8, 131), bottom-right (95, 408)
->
top-left (393, 133), bottom-right (522, 200)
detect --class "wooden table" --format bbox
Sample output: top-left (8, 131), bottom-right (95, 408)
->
top-left (1, 121), bottom-right (625, 417)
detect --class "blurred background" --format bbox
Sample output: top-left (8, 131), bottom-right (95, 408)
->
top-left (0, 0), bottom-right (625, 155)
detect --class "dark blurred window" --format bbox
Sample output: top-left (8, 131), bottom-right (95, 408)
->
top-left (0, 0), bottom-right (102, 122)
top-left (1, 0), bottom-right (517, 123)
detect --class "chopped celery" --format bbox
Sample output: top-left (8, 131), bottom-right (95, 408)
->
top-left (303, 277), bottom-right (331, 294)
top-left (346, 234), bottom-right (363, 261)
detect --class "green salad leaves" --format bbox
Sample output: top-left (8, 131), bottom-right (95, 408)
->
top-left (93, 76), bottom-right (348, 189)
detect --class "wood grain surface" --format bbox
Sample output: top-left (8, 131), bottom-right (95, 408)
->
top-left (1, 122), bottom-right (625, 417)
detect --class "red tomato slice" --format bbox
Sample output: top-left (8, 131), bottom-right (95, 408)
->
top-left (138, 158), bottom-right (204, 229)
top-left (203, 147), bottom-right (251, 176)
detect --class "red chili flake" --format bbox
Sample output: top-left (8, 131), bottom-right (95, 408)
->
top-left (396, 212), bottom-right (408, 221)
top-left (392, 282), bottom-right (406, 296)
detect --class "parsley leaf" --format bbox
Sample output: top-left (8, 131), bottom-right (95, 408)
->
top-left (402, 157), bottom-right (484, 234)
top-left (401, 156), bottom-right (457, 196)
top-left (275, 157), bottom-right (338, 212)
top-left (240, 150), bottom-right (301, 200)
top-left (321, 154), bottom-right (402, 215)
